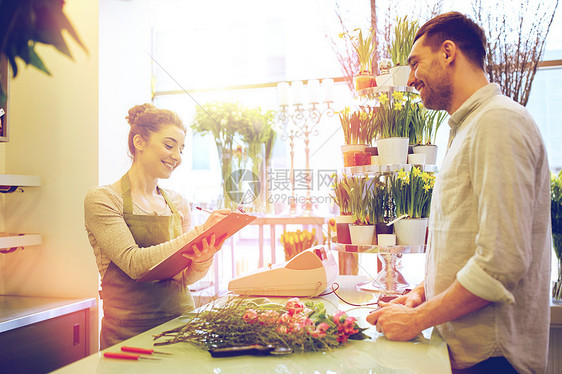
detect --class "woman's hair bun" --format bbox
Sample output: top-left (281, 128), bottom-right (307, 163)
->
top-left (126, 103), bottom-right (156, 126)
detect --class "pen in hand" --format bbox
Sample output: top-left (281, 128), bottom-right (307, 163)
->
top-left (195, 206), bottom-right (214, 214)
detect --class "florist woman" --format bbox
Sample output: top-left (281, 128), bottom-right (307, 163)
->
top-left (85, 103), bottom-right (229, 349)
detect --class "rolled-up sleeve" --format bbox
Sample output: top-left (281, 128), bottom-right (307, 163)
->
top-left (456, 108), bottom-right (539, 303)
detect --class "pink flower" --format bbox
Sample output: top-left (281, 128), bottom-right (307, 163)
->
top-left (343, 316), bottom-right (356, 328)
top-left (317, 322), bottom-right (330, 332)
top-left (242, 308), bottom-right (258, 324)
top-left (333, 310), bottom-right (346, 324)
top-left (309, 322), bottom-right (331, 338)
top-left (258, 310), bottom-right (280, 325)
top-left (278, 312), bottom-right (292, 325)
top-left (285, 298), bottom-right (305, 316)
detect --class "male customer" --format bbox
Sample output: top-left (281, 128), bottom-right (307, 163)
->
top-left (366, 12), bottom-right (551, 374)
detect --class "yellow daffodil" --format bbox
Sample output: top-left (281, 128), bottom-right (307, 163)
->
top-left (423, 183), bottom-right (432, 192)
top-left (392, 91), bottom-right (405, 102)
top-left (412, 166), bottom-right (421, 177)
top-left (397, 169), bottom-right (408, 180)
top-left (378, 93), bottom-right (389, 105)
top-left (394, 101), bottom-right (404, 110)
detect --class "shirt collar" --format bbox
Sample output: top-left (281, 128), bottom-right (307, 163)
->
top-left (448, 83), bottom-right (502, 131)
top-left (446, 83), bottom-right (501, 149)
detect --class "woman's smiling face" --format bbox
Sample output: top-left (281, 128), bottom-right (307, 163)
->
top-left (135, 123), bottom-right (186, 179)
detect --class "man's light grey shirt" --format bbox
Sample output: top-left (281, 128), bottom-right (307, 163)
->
top-left (426, 83), bottom-right (551, 373)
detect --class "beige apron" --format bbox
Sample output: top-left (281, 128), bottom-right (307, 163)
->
top-left (100, 173), bottom-right (194, 349)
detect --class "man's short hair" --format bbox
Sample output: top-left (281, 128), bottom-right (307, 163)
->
top-left (414, 12), bottom-right (487, 70)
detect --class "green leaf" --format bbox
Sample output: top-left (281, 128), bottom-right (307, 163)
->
top-left (27, 43), bottom-right (51, 75)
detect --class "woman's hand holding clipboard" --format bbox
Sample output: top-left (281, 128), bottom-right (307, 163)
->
top-left (185, 207), bottom-right (230, 263)
top-left (137, 209), bottom-right (256, 282)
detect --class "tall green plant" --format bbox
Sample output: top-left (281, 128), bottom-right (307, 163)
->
top-left (342, 176), bottom-right (372, 225)
top-left (339, 106), bottom-right (378, 145)
top-left (191, 101), bottom-right (276, 209)
top-left (409, 103), bottom-right (448, 145)
top-left (348, 28), bottom-right (376, 73)
top-left (376, 91), bottom-right (414, 139)
top-left (390, 167), bottom-right (436, 218)
top-left (388, 16), bottom-right (419, 67)
top-left (330, 175), bottom-right (352, 216)
top-left (369, 178), bottom-right (387, 224)
top-left (422, 109), bottom-right (448, 145)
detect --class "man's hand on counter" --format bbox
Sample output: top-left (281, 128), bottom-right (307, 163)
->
top-left (366, 302), bottom-right (424, 341)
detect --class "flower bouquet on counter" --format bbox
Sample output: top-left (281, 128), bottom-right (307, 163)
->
top-left (552, 170), bottom-right (562, 302)
top-left (153, 297), bottom-right (368, 352)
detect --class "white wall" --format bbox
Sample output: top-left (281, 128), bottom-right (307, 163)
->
top-left (0, 1), bottom-right (99, 299)
top-left (99, 0), bottom-right (154, 185)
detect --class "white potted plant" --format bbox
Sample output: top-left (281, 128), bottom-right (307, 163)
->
top-left (375, 91), bottom-right (413, 165)
top-left (348, 28), bottom-right (376, 91)
top-left (390, 167), bottom-right (436, 245)
top-left (412, 108), bottom-right (448, 165)
top-left (344, 176), bottom-right (375, 245)
top-left (339, 106), bottom-right (377, 168)
top-left (330, 175), bottom-right (353, 244)
top-left (388, 16), bottom-right (419, 87)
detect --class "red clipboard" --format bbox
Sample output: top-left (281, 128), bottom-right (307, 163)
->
top-left (137, 212), bottom-right (257, 282)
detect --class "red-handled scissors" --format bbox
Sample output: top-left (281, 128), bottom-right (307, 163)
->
top-left (121, 346), bottom-right (172, 355)
top-left (103, 352), bottom-right (159, 360)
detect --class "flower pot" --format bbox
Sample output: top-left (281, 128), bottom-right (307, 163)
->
top-left (354, 72), bottom-right (375, 91)
top-left (341, 144), bottom-right (368, 167)
top-left (375, 74), bottom-right (393, 88)
top-left (390, 65), bottom-right (411, 86)
top-left (335, 215), bottom-right (354, 244)
top-left (407, 153), bottom-right (426, 165)
top-left (377, 234), bottom-right (396, 247)
top-left (376, 137), bottom-right (409, 165)
top-left (394, 218), bottom-right (428, 245)
top-left (349, 224), bottom-right (375, 245)
top-left (375, 222), bottom-right (393, 235)
top-left (413, 144), bottom-right (438, 165)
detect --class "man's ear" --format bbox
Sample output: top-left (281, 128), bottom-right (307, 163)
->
top-left (441, 40), bottom-right (457, 66)
top-left (133, 134), bottom-right (145, 152)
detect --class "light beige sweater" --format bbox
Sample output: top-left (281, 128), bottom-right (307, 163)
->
top-left (84, 185), bottom-right (212, 282)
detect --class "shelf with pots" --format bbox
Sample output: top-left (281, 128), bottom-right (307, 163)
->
top-left (0, 174), bottom-right (42, 254)
top-left (331, 17), bottom-right (451, 296)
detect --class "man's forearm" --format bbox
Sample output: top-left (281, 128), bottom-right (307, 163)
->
top-left (414, 279), bottom-right (491, 330)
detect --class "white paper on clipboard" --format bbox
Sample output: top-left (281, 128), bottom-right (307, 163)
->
top-left (137, 212), bottom-right (256, 282)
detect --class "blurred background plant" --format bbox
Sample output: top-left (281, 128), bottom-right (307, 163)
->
top-left (472, 0), bottom-right (558, 106)
top-left (191, 101), bottom-right (276, 210)
top-left (552, 170), bottom-right (562, 301)
top-left (0, 0), bottom-right (86, 104)
top-left (281, 229), bottom-right (323, 261)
